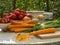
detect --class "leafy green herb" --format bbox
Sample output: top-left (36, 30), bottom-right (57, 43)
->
top-left (23, 24), bottom-right (41, 33)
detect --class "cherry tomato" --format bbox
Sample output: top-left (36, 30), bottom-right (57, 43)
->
top-left (1, 19), bottom-right (5, 23)
top-left (12, 10), bottom-right (20, 16)
top-left (18, 15), bottom-right (24, 20)
top-left (3, 13), bottom-right (9, 17)
top-left (2, 28), bottom-right (7, 32)
top-left (9, 13), bottom-right (17, 20)
top-left (26, 13), bottom-right (33, 19)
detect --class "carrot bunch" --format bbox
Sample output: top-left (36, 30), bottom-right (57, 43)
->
top-left (8, 20), bottom-right (36, 32)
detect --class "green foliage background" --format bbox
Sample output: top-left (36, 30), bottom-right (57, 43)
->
top-left (0, 0), bottom-right (60, 18)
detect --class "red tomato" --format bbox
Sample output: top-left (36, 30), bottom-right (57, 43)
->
top-left (4, 19), bottom-right (7, 23)
top-left (3, 13), bottom-right (10, 19)
top-left (15, 9), bottom-right (26, 16)
top-left (1, 19), bottom-right (5, 23)
top-left (12, 10), bottom-right (20, 16)
top-left (2, 28), bottom-right (7, 32)
top-left (26, 13), bottom-right (33, 19)
top-left (4, 16), bottom-right (9, 19)
top-left (9, 13), bottom-right (17, 20)
top-left (3, 13), bottom-right (9, 17)
top-left (2, 17), bottom-right (12, 23)
top-left (20, 12), bottom-right (25, 16)
top-left (17, 9), bottom-right (26, 14)
top-left (12, 9), bottom-right (26, 18)
top-left (8, 19), bottom-right (13, 23)
top-left (18, 15), bottom-right (24, 20)
top-left (19, 10), bottom-right (25, 13)
top-left (2, 18), bottom-right (7, 23)
top-left (20, 10), bottom-right (26, 15)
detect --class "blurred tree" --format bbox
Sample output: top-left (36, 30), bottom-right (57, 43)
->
top-left (0, 0), bottom-right (60, 19)
top-left (13, 0), bottom-right (16, 10)
top-left (53, 0), bottom-right (60, 19)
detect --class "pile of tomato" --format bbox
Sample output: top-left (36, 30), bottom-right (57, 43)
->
top-left (0, 9), bottom-right (32, 23)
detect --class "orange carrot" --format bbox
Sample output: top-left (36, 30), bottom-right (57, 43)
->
top-left (8, 24), bottom-right (35, 29)
top-left (11, 21), bottom-right (26, 25)
top-left (24, 20), bottom-right (38, 24)
top-left (11, 20), bottom-right (37, 25)
top-left (30, 28), bottom-right (57, 35)
top-left (10, 28), bottom-right (32, 32)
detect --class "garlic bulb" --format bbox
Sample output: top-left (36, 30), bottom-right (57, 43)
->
top-left (32, 19), bottom-right (39, 24)
top-left (37, 14), bottom-right (44, 20)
